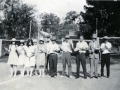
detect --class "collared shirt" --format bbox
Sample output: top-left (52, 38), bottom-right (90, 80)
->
top-left (48, 43), bottom-right (60, 54)
top-left (101, 42), bottom-right (112, 54)
top-left (74, 41), bottom-right (88, 53)
top-left (46, 41), bottom-right (52, 54)
top-left (61, 41), bottom-right (72, 53)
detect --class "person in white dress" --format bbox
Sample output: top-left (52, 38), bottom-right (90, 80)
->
top-left (7, 38), bottom-right (18, 77)
top-left (36, 38), bottom-right (46, 77)
top-left (17, 40), bottom-right (26, 77)
top-left (24, 39), bottom-right (36, 77)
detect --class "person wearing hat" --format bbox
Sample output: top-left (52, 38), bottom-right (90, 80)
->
top-left (7, 38), bottom-right (18, 77)
top-left (45, 35), bottom-right (52, 75)
top-left (88, 34), bottom-right (100, 78)
top-left (100, 36), bottom-right (112, 78)
top-left (48, 36), bottom-right (60, 77)
top-left (36, 38), bottom-right (46, 77)
top-left (74, 35), bottom-right (88, 79)
top-left (17, 40), bottom-right (26, 77)
top-left (61, 35), bottom-right (73, 78)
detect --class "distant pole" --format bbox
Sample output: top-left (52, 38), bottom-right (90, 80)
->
top-left (29, 21), bottom-right (32, 39)
top-left (96, 18), bottom-right (98, 37)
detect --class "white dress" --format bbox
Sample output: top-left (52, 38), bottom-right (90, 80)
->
top-left (24, 46), bottom-right (35, 67)
top-left (7, 45), bottom-right (18, 65)
top-left (17, 46), bottom-right (26, 66)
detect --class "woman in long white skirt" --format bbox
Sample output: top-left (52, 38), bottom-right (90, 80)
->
top-left (17, 40), bottom-right (26, 77)
top-left (24, 39), bottom-right (35, 77)
top-left (36, 38), bottom-right (46, 77)
top-left (7, 38), bottom-right (18, 77)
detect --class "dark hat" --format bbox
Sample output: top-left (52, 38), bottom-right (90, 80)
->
top-left (65, 35), bottom-right (70, 39)
top-left (92, 34), bottom-right (97, 39)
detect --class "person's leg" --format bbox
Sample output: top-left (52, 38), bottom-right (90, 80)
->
top-left (49, 54), bottom-right (53, 76)
top-left (106, 54), bottom-right (110, 78)
top-left (95, 58), bottom-right (99, 77)
top-left (62, 52), bottom-right (66, 76)
top-left (76, 53), bottom-right (80, 78)
top-left (53, 54), bottom-right (57, 77)
top-left (80, 53), bottom-right (87, 79)
top-left (10, 65), bottom-right (14, 77)
top-left (67, 52), bottom-right (72, 77)
top-left (42, 66), bottom-right (45, 77)
top-left (90, 58), bottom-right (94, 78)
top-left (45, 54), bottom-right (49, 74)
top-left (30, 66), bottom-right (34, 77)
top-left (101, 54), bottom-right (105, 76)
top-left (38, 66), bottom-right (42, 77)
top-left (22, 65), bottom-right (25, 76)
top-left (13, 65), bottom-right (17, 77)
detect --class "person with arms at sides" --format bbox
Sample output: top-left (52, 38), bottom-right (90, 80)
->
top-left (7, 38), bottom-right (18, 77)
top-left (36, 38), bottom-right (46, 77)
top-left (48, 37), bottom-right (60, 77)
top-left (24, 39), bottom-right (36, 77)
top-left (17, 40), bottom-right (26, 77)
top-left (100, 36), bottom-right (112, 78)
top-left (88, 34), bottom-right (100, 78)
top-left (61, 35), bottom-right (73, 78)
top-left (33, 39), bottom-right (38, 75)
top-left (74, 35), bottom-right (88, 79)
top-left (45, 35), bottom-right (52, 75)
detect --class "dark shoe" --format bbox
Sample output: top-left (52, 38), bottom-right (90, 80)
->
top-left (75, 76), bottom-right (79, 79)
top-left (90, 76), bottom-right (93, 79)
top-left (101, 74), bottom-right (104, 77)
top-left (84, 76), bottom-right (87, 79)
top-left (95, 76), bottom-right (98, 79)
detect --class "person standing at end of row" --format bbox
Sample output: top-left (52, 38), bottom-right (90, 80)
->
top-left (74, 35), bottom-right (88, 79)
top-left (48, 37), bottom-right (60, 77)
top-left (88, 34), bottom-right (100, 78)
top-left (100, 36), bottom-right (112, 78)
top-left (7, 38), bottom-right (18, 77)
top-left (61, 35), bottom-right (73, 78)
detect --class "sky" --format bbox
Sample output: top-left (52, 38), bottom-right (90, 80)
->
top-left (22, 0), bottom-right (87, 20)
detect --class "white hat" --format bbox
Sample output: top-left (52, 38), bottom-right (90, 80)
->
top-left (11, 38), bottom-right (16, 41)
top-left (103, 36), bottom-right (109, 39)
top-left (39, 38), bottom-right (44, 41)
top-left (20, 40), bottom-right (24, 43)
top-left (33, 39), bottom-right (37, 42)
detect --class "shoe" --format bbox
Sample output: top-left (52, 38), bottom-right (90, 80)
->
top-left (84, 76), bottom-right (87, 79)
top-left (9, 74), bottom-right (13, 77)
top-left (54, 75), bottom-right (57, 78)
top-left (95, 76), bottom-right (98, 79)
top-left (101, 74), bottom-right (104, 77)
top-left (69, 76), bottom-right (73, 79)
top-left (60, 75), bottom-right (65, 78)
top-left (75, 76), bottom-right (79, 79)
top-left (90, 76), bottom-right (93, 79)
top-left (14, 75), bottom-right (16, 77)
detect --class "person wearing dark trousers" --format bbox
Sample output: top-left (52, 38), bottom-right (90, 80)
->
top-left (74, 35), bottom-right (88, 79)
top-left (100, 36), bottom-right (112, 78)
top-left (61, 35), bottom-right (73, 78)
top-left (45, 35), bottom-right (52, 75)
top-left (48, 37), bottom-right (60, 77)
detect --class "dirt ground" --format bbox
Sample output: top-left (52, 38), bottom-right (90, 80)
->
top-left (0, 59), bottom-right (120, 90)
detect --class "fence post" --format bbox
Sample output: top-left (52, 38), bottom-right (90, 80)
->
top-left (0, 39), bottom-right (2, 57)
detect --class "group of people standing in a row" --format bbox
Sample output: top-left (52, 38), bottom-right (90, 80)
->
top-left (6, 34), bottom-right (112, 79)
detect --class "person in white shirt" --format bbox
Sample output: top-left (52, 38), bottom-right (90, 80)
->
top-left (61, 35), bottom-right (73, 78)
top-left (48, 37), bottom-right (60, 77)
top-left (45, 35), bottom-right (52, 75)
top-left (74, 35), bottom-right (88, 79)
top-left (100, 36), bottom-right (112, 78)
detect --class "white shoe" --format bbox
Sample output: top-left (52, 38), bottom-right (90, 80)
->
top-left (9, 75), bottom-right (13, 77)
top-left (69, 76), bottom-right (73, 79)
top-left (60, 75), bottom-right (65, 78)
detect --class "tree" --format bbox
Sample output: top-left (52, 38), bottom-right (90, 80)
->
top-left (1, 0), bottom-right (37, 39)
top-left (40, 13), bottom-right (60, 36)
top-left (81, 1), bottom-right (120, 37)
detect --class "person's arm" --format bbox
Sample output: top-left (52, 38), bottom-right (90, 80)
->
top-left (88, 42), bottom-right (93, 53)
top-left (105, 43), bottom-right (112, 52)
top-left (82, 42), bottom-right (88, 51)
top-left (74, 42), bottom-right (79, 51)
top-left (100, 43), bottom-right (105, 52)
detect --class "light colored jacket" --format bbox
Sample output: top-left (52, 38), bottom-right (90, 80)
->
top-left (88, 41), bottom-right (100, 59)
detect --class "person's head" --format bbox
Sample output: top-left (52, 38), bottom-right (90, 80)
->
top-left (39, 38), bottom-right (44, 44)
top-left (27, 39), bottom-right (33, 47)
top-left (79, 35), bottom-right (84, 42)
top-left (65, 35), bottom-right (70, 42)
top-left (92, 34), bottom-right (97, 42)
top-left (33, 39), bottom-right (37, 45)
top-left (20, 40), bottom-right (24, 46)
top-left (103, 36), bottom-right (108, 43)
top-left (51, 37), bottom-right (56, 44)
top-left (11, 38), bottom-right (16, 45)
top-left (46, 35), bottom-right (51, 42)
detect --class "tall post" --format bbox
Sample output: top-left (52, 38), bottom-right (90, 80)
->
top-left (96, 18), bottom-right (98, 37)
top-left (29, 21), bottom-right (32, 39)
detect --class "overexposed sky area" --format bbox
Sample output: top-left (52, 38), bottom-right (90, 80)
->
top-left (22, 0), bottom-right (87, 19)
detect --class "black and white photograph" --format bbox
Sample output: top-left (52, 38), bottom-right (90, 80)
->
top-left (0, 0), bottom-right (120, 90)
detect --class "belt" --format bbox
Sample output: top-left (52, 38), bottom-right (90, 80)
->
top-left (50, 53), bottom-right (57, 55)
top-left (79, 51), bottom-right (86, 53)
